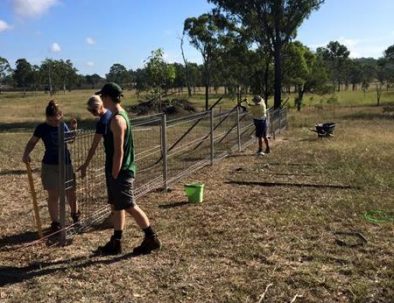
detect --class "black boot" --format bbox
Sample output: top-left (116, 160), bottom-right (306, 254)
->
top-left (71, 211), bottom-right (81, 223)
top-left (96, 236), bottom-right (122, 255)
top-left (132, 234), bottom-right (161, 256)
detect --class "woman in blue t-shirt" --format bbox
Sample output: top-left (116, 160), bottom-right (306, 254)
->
top-left (22, 100), bottom-right (80, 233)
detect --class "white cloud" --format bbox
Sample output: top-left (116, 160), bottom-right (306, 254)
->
top-left (0, 20), bottom-right (12, 32)
top-left (86, 37), bottom-right (96, 45)
top-left (12, 0), bottom-right (59, 18)
top-left (86, 61), bottom-right (94, 67)
top-left (50, 42), bottom-right (61, 53)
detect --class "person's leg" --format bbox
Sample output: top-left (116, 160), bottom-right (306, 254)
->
top-left (66, 188), bottom-right (77, 214)
top-left (264, 136), bottom-right (270, 153)
top-left (47, 189), bottom-right (59, 222)
top-left (126, 205), bottom-right (160, 255)
top-left (258, 137), bottom-right (263, 152)
top-left (263, 120), bottom-right (270, 153)
top-left (113, 209), bottom-right (126, 231)
top-left (126, 205), bottom-right (149, 229)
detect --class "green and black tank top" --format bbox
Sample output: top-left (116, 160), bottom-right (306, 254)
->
top-left (103, 110), bottom-right (136, 175)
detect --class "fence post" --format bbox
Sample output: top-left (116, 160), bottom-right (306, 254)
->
top-left (236, 106), bottom-right (241, 152)
top-left (161, 113), bottom-right (168, 191)
top-left (58, 121), bottom-right (66, 246)
top-left (210, 110), bottom-right (214, 165)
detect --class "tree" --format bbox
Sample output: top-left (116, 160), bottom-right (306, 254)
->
top-left (14, 58), bottom-right (33, 95)
top-left (106, 63), bottom-right (131, 86)
top-left (0, 57), bottom-right (12, 94)
top-left (145, 48), bottom-right (176, 96)
top-left (56, 59), bottom-right (78, 93)
top-left (317, 41), bottom-right (350, 91)
top-left (384, 44), bottom-right (394, 62)
top-left (208, 0), bottom-right (325, 109)
top-left (40, 59), bottom-right (58, 94)
top-left (85, 74), bottom-right (103, 89)
top-left (184, 12), bottom-right (231, 110)
top-left (283, 41), bottom-right (328, 110)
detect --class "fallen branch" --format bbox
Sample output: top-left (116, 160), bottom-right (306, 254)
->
top-left (257, 283), bottom-right (273, 303)
top-left (289, 294), bottom-right (303, 303)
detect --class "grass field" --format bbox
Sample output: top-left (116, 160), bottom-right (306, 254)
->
top-left (0, 90), bottom-right (393, 302)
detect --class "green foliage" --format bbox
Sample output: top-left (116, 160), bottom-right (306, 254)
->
top-left (145, 48), bottom-right (176, 95)
top-left (208, 0), bottom-right (325, 108)
top-left (106, 63), bottom-right (130, 86)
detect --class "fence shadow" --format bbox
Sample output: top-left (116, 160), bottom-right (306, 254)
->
top-left (0, 231), bottom-right (39, 251)
top-left (226, 180), bottom-right (360, 190)
top-left (158, 201), bottom-right (190, 209)
top-left (0, 252), bottom-right (139, 287)
top-left (0, 168), bottom-right (40, 176)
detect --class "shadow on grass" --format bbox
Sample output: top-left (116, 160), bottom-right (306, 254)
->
top-left (226, 180), bottom-right (360, 190)
top-left (158, 201), bottom-right (190, 209)
top-left (0, 231), bottom-right (39, 252)
top-left (0, 252), bottom-right (139, 286)
top-left (0, 168), bottom-right (39, 176)
top-left (0, 119), bottom-right (97, 133)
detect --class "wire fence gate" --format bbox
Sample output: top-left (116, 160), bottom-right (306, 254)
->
top-left (43, 107), bottom-right (287, 244)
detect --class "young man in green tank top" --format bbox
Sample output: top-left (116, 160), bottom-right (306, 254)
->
top-left (94, 82), bottom-right (161, 255)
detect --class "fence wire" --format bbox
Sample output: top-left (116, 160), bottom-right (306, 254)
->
top-left (20, 107), bottom-right (288, 244)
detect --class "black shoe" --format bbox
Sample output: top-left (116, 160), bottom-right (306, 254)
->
top-left (71, 211), bottom-right (81, 223)
top-left (96, 236), bottom-right (122, 255)
top-left (49, 221), bottom-right (61, 234)
top-left (132, 235), bottom-right (161, 256)
top-left (264, 147), bottom-right (270, 154)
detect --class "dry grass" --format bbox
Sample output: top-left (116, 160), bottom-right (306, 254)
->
top-left (1, 104), bottom-right (394, 302)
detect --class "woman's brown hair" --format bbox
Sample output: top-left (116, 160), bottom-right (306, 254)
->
top-left (45, 100), bottom-right (62, 117)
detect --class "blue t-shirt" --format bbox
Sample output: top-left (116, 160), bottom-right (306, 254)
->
top-left (33, 123), bottom-right (72, 165)
top-left (96, 110), bottom-right (112, 135)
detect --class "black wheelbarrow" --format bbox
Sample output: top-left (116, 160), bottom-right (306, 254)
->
top-left (312, 122), bottom-right (335, 138)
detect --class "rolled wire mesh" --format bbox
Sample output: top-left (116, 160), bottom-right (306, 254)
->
top-left (66, 128), bottom-right (108, 231)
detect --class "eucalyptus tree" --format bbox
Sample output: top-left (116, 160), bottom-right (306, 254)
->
top-left (283, 41), bottom-right (328, 110)
top-left (317, 41), bottom-right (350, 91)
top-left (14, 58), bottom-right (33, 94)
top-left (145, 48), bottom-right (176, 96)
top-left (184, 12), bottom-right (233, 110)
top-left (0, 56), bottom-right (12, 93)
top-left (106, 63), bottom-right (131, 87)
top-left (208, 0), bottom-right (325, 109)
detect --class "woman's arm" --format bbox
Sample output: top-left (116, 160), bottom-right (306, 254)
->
top-left (77, 133), bottom-right (102, 178)
top-left (22, 136), bottom-right (40, 163)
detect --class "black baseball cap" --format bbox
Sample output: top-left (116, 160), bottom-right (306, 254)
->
top-left (95, 82), bottom-right (123, 98)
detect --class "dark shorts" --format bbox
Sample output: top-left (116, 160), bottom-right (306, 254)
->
top-left (254, 119), bottom-right (267, 138)
top-left (105, 169), bottom-right (136, 211)
top-left (41, 164), bottom-right (76, 191)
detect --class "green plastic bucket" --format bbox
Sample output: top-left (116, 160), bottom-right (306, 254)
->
top-left (184, 183), bottom-right (205, 203)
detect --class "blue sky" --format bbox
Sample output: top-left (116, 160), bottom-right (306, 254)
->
top-left (1, 0), bottom-right (393, 77)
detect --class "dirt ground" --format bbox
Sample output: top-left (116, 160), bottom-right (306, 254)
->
top-left (0, 107), bottom-right (393, 303)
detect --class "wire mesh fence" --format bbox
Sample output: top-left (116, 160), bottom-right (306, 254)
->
top-left (25, 106), bottom-right (287, 244)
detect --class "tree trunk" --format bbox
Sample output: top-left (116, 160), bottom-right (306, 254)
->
top-left (296, 88), bottom-right (304, 111)
top-left (180, 35), bottom-right (192, 97)
top-left (376, 84), bottom-right (382, 106)
top-left (273, 42), bottom-right (282, 109)
top-left (264, 59), bottom-right (270, 106)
